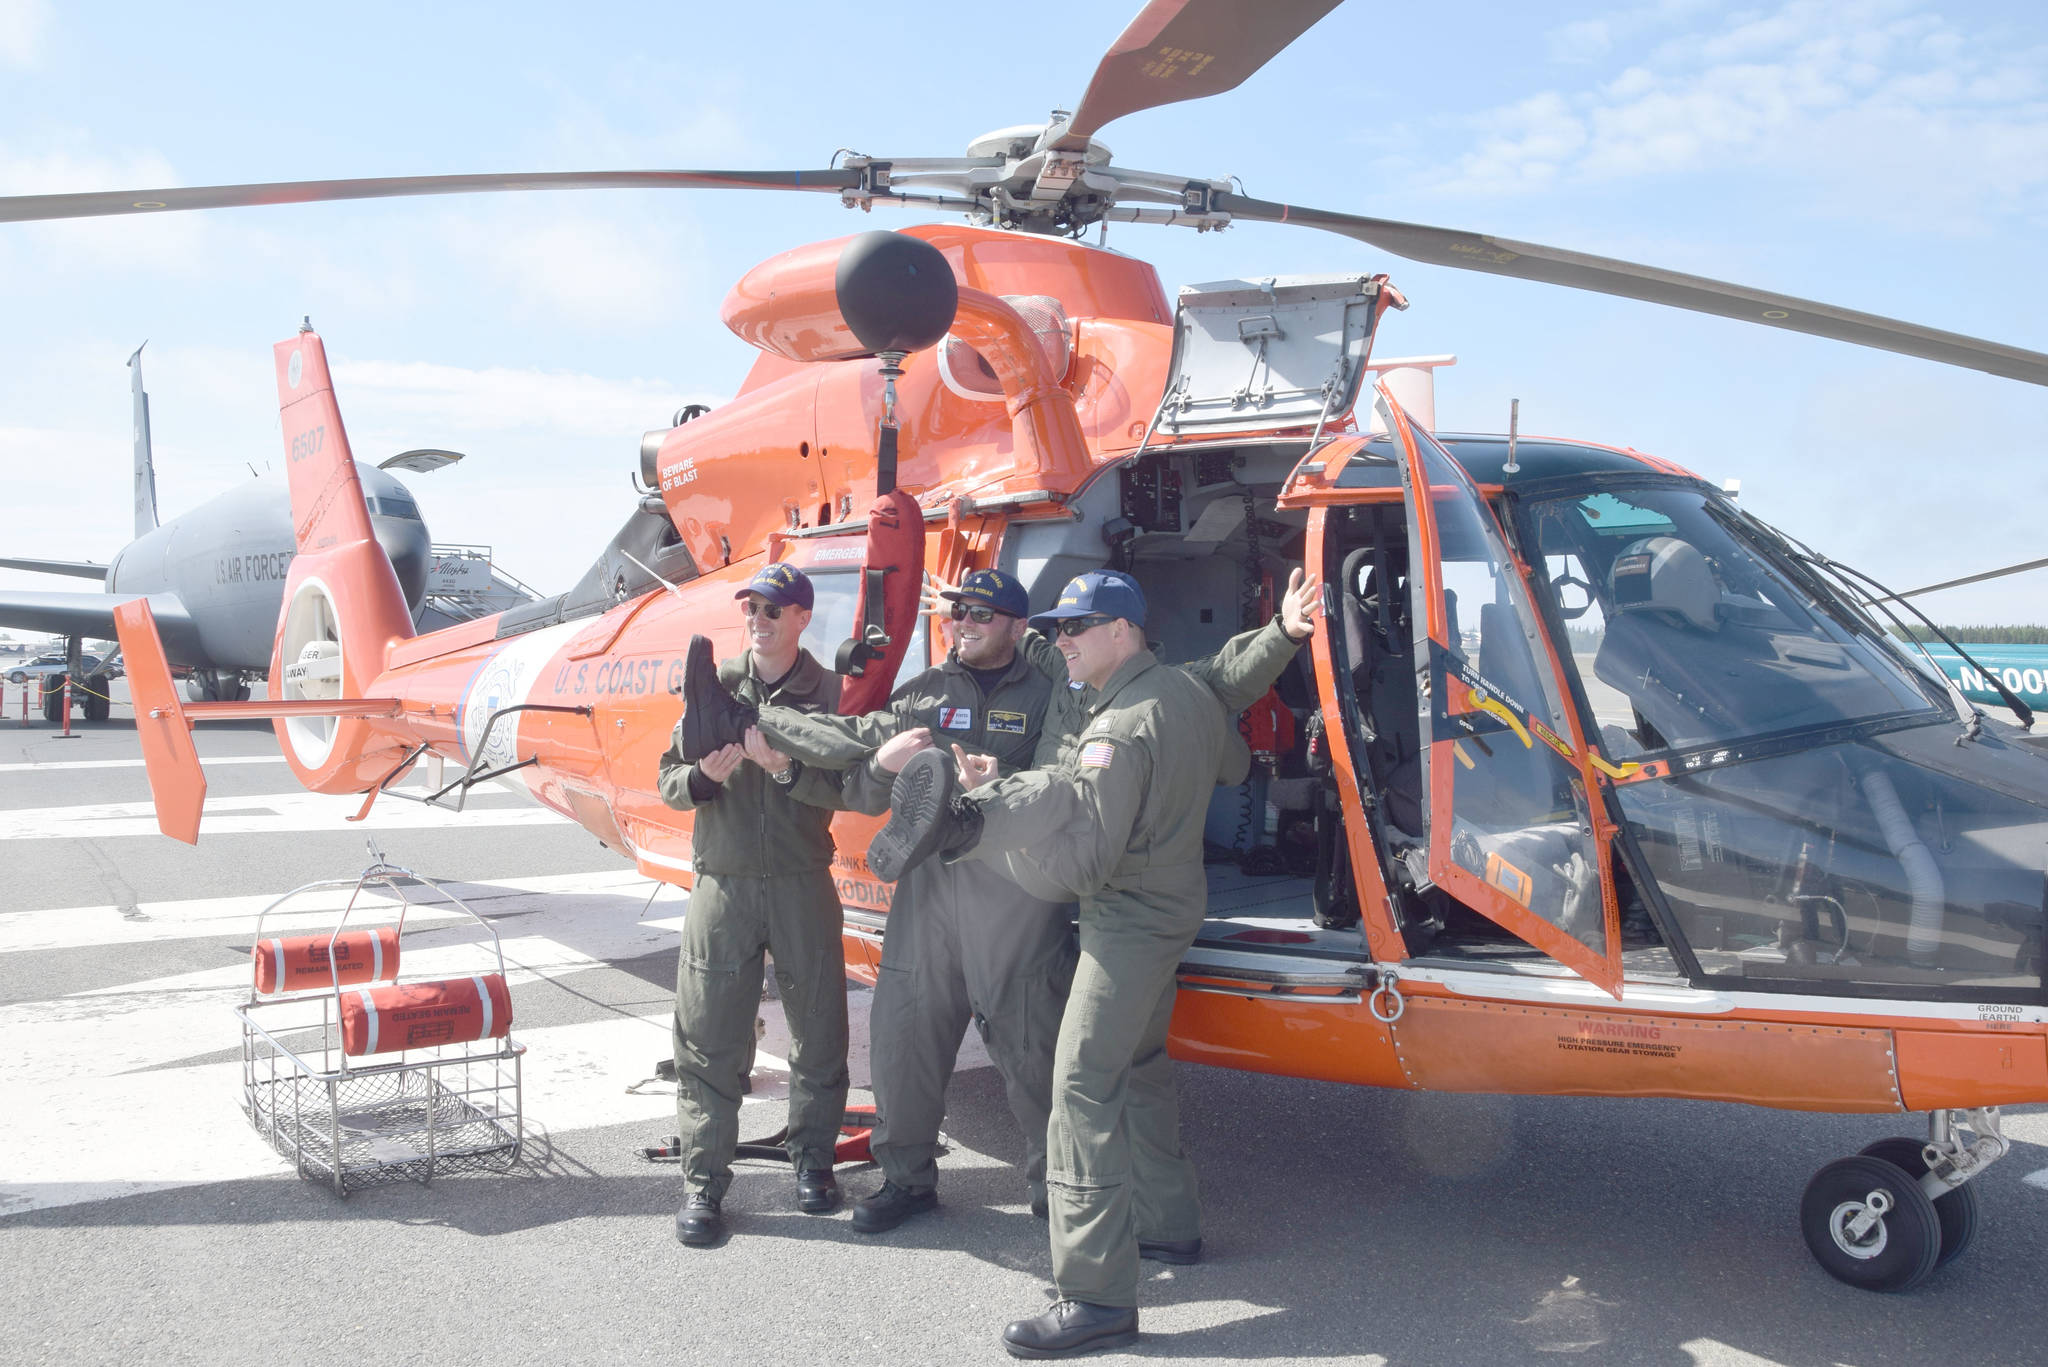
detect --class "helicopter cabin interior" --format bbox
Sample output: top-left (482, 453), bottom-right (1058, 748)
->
top-left (983, 272), bottom-right (2042, 1005)
top-left (983, 420), bottom-right (1684, 987)
top-left (989, 421), bottom-right (2047, 1006)
top-left (979, 270), bottom-right (1660, 987)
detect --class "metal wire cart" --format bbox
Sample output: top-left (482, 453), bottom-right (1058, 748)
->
top-left (237, 852), bottom-right (524, 1195)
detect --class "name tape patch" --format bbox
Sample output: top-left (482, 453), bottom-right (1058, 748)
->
top-left (937, 707), bottom-right (973, 730)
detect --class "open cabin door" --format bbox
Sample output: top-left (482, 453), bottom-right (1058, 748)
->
top-left (1382, 391), bottom-right (1627, 996)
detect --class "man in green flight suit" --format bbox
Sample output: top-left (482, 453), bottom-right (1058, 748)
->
top-left (678, 565), bottom-right (1312, 1250)
top-left (655, 562), bottom-right (852, 1248)
top-left (725, 568), bottom-right (1074, 1230)
top-left (866, 567), bottom-right (1320, 1359)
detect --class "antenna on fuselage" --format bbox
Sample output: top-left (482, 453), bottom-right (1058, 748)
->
top-left (1504, 398), bottom-right (1521, 475)
top-left (620, 547), bottom-right (686, 601)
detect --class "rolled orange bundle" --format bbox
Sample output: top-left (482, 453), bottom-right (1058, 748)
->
top-left (339, 974), bottom-right (513, 1056)
top-left (253, 927), bottom-right (401, 995)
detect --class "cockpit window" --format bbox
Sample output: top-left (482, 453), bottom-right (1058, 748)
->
top-left (1520, 485), bottom-right (1941, 757)
top-left (368, 493), bottom-right (421, 521)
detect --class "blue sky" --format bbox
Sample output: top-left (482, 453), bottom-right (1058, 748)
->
top-left (3, 0), bottom-right (2044, 621)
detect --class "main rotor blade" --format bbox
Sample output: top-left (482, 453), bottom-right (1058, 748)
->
top-left (1882, 556), bottom-right (2048, 602)
top-left (1217, 192), bottom-right (2048, 388)
top-left (1057, 0), bottom-right (1344, 150)
top-left (0, 169), bottom-right (861, 224)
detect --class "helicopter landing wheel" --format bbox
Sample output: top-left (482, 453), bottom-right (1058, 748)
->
top-left (1860, 1137), bottom-right (1979, 1267)
top-left (1800, 1155), bottom-right (1942, 1292)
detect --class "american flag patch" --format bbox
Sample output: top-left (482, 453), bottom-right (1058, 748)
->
top-left (1079, 740), bottom-right (1116, 769)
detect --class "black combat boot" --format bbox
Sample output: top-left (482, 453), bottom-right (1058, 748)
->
top-left (1000, 1301), bottom-right (1138, 1358)
top-left (1138, 1236), bottom-right (1202, 1264)
top-left (675, 1191), bottom-right (725, 1246)
top-left (796, 1167), bottom-right (842, 1214)
top-left (680, 634), bottom-right (757, 761)
top-left (851, 1179), bottom-right (938, 1234)
top-left (866, 749), bottom-right (983, 882)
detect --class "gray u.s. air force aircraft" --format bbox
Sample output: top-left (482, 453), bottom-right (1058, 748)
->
top-left (0, 345), bottom-right (439, 710)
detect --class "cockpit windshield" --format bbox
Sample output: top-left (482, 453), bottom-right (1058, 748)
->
top-left (1518, 483), bottom-right (1944, 758)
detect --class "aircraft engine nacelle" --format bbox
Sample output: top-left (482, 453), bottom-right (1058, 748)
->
top-left (644, 231), bottom-right (967, 572)
top-left (648, 229), bottom-right (1097, 572)
top-left (722, 230), bottom-right (959, 363)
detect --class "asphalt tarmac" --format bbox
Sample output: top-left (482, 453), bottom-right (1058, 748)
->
top-left (3, 681), bottom-right (2045, 1367)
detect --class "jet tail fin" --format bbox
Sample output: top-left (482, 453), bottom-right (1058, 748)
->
top-left (129, 342), bottom-right (159, 538)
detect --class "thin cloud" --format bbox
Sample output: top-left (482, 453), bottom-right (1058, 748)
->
top-left (0, 0), bottom-right (49, 68)
top-left (1545, 0), bottom-right (1716, 65)
top-left (432, 209), bottom-right (701, 329)
top-left (1437, 0), bottom-right (2048, 233)
top-left (334, 357), bottom-right (715, 437)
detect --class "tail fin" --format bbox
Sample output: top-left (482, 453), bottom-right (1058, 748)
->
top-left (114, 599), bottom-right (204, 843)
top-left (116, 594), bottom-right (402, 843)
top-left (278, 327), bottom-right (391, 562)
top-left (270, 326), bottom-right (416, 791)
top-left (128, 342), bottom-right (159, 538)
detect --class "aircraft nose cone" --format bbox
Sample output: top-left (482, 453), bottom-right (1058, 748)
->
top-left (373, 512), bottom-right (432, 611)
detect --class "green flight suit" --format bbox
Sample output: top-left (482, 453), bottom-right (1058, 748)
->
top-left (754, 649), bottom-right (1074, 1203)
top-left (655, 648), bottom-right (849, 1201)
top-left (961, 619), bottom-right (1305, 1308)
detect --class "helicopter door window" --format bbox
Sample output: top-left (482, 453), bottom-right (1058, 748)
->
top-left (1387, 394), bottom-right (1623, 991)
top-left (1544, 553), bottom-right (1639, 757)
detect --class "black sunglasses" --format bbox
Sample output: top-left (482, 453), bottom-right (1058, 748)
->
top-left (949, 603), bottom-right (1013, 625)
top-left (741, 599), bottom-right (786, 620)
top-left (1053, 615), bottom-right (1116, 637)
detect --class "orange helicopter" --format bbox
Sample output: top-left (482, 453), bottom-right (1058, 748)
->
top-left (10, 0), bottom-right (2048, 1296)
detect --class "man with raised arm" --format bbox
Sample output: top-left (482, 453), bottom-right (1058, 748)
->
top-left (865, 568), bottom-right (1320, 1359)
top-left (677, 566), bottom-right (1319, 1275)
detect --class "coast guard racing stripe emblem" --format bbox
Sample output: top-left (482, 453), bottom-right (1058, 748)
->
top-left (938, 707), bottom-right (973, 730)
top-left (1079, 740), bottom-right (1116, 769)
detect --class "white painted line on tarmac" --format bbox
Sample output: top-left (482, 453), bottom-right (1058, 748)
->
top-left (0, 1061), bottom-right (296, 1216)
top-left (0, 932), bottom-right (643, 1087)
top-left (0, 995), bottom-right (872, 1217)
top-left (0, 859), bottom-right (1011, 1219)
top-left (2025, 1167), bottom-right (2048, 1190)
top-left (0, 866), bottom-right (662, 954)
top-left (0, 755), bottom-right (290, 773)
top-left (0, 788), bottom-right (574, 840)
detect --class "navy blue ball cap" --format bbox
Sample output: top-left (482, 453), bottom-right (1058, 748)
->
top-left (1029, 569), bottom-right (1146, 631)
top-left (941, 568), bottom-right (1029, 618)
top-left (734, 561), bottom-right (814, 610)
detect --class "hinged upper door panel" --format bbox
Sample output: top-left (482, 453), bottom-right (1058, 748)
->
top-left (1157, 275), bottom-right (1385, 437)
top-left (1383, 388), bottom-right (1627, 996)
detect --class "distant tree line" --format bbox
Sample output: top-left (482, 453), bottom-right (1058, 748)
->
top-left (1895, 625), bottom-right (2048, 645)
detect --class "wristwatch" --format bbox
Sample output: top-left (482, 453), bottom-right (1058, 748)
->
top-left (771, 763), bottom-right (798, 785)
